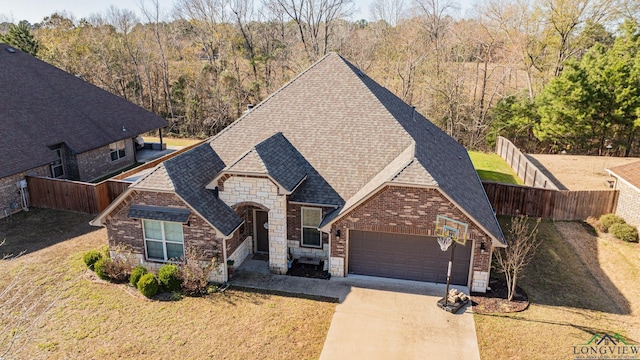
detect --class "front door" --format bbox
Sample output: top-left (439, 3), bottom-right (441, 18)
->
top-left (255, 210), bottom-right (269, 253)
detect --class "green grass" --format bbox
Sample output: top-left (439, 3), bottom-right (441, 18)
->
top-left (475, 219), bottom-right (640, 359)
top-left (0, 209), bottom-right (335, 359)
top-left (468, 151), bottom-right (523, 185)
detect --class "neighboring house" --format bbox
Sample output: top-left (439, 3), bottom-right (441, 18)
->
top-left (0, 43), bottom-right (167, 217)
top-left (92, 53), bottom-right (505, 292)
top-left (606, 161), bottom-right (640, 231)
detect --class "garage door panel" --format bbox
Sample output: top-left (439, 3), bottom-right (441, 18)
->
top-left (349, 230), bottom-right (472, 285)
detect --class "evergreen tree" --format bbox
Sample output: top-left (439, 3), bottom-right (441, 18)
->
top-left (1, 20), bottom-right (40, 57)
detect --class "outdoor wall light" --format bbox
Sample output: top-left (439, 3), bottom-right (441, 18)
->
top-left (335, 229), bottom-right (341, 238)
top-left (480, 242), bottom-right (486, 252)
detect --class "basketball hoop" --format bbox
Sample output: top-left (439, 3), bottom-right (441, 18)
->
top-left (437, 236), bottom-right (453, 252)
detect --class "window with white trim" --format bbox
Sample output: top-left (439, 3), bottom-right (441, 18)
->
top-left (143, 219), bottom-right (184, 261)
top-left (109, 140), bottom-right (126, 161)
top-left (301, 207), bottom-right (322, 248)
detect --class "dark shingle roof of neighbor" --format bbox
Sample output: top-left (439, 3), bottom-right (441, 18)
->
top-left (0, 43), bottom-right (167, 178)
top-left (131, 53), bottom-right (504, 243)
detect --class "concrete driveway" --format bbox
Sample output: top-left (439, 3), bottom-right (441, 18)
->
top-left (319, 276), bottom-right (480, 360)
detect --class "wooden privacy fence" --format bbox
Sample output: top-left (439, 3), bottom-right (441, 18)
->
top-left (483, 182), bottom-right (618, 220)
top-left (496, 136), bottom-right (558, 189)
top-left (27, 176), bottom-right (130, 215)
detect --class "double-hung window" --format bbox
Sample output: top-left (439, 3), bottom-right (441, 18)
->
top-left (109, 140), bottom-right (126, 161)
top-left (143, 219), bottom-right (184, 261)
top-left (301, 207), bottom-right (322, 248)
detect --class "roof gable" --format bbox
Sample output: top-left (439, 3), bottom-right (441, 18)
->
top-left (121, 52), bottom-right (503, 242)
top-left (0, 43), bottom-right (167, 178)
top-left (608, 160), bottom-right (640, 190)
top-left (163, 144), bottom-right (242, 236)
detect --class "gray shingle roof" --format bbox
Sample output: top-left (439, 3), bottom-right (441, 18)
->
top-left (128, 204), bottom-right (191, 223)
top-left (254, 133), bottom-right (308, 192)
top-left (0, 43), bottom-right (167, 178)
top-left (163, 144), bottom-right (242, 236)
top-left (129, 52), bottom-right (503, 243)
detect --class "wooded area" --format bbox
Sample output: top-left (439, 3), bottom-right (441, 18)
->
top-left (2, 0), bottom-right (639, 154)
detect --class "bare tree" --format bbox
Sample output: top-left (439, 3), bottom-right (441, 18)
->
top-left (141, 0), bottom-right (176, 119)
top-left (493, 215), bottom-right (542, 301)
top-left (370, 0), bottom-right (405, 26)
top-left (271, 0), bottom-right (353, 60)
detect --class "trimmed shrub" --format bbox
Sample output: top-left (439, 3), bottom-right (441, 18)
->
top-left (137, 273), bottom-right (159, 298)
top-left (83, 250), bottom-right (103, 270)
top-left (130, 266), bottom-right (148, 287)
top-left (94, 257), bottom-right (111, 280)
top-left (599, 214), bottom-right (625, 232)
top-left (158, 264), bottom-right (181, 292)
top-left (609, 223), bottom-right (639, 242)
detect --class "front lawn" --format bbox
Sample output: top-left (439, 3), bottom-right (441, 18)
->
top-left (0, 209), bottom-right (334, 359)
top-left (468, 151), bottom-right (523, 185)
top-left (475, 219), bottom-right (640, 359)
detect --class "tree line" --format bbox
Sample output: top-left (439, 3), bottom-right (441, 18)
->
top-left (2, 0), bottom-right (639, 155)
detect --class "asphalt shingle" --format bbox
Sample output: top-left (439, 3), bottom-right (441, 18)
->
top-left (130, 53), bottom-right (503, 242)
top-left (0, 43), bottom-right (167, 178)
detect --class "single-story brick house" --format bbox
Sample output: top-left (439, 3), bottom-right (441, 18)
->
top-left (606, 161), bottom-right (640, 232)
top-left (0, 43), bottom-right (167, 217)
top-left (92, 53), bottom-right (506, 292)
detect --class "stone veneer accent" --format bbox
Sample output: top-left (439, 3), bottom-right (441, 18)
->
top-left (228, 236), bottom-right (252, 269)
top-left (219, 176), bottom-right (288, 274)
top-left (104, 190), bottom-right (223, 279)
top-left (0, 165), bottom-right (50, 218)
top-left (330, 185), bottom-right (493, 292)
top-left (77, 140), bottom-right (136, 182)
top-left (614, 179), bottom-right (640, 232)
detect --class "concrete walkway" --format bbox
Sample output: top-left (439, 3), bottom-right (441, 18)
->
top-left (232, 259), bottom-right (480, 360)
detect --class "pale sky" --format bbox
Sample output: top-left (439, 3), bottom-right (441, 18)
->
top-left (0, 0), bottom-right (474, 24)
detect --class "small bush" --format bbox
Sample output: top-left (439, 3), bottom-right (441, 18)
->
top-left (158, 264), bottom-right (181, 292)
top-left (609, 223), bottom-right (639, 242)
top-left (600, 214), bottom-right (625, 232)
top-left (94, 258), bottom-right (111, 280)
top-left (130, 266), bottom-right (148, 287)
top-left (83, 250), bottom-right (103, 270)
top-left (137, 273), bottom-right (159, 298)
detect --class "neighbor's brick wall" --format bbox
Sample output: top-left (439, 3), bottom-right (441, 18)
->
top-left (77, 140), bottom-right (136, 182)
top-left (331, 186), bottom-right (493, 281)
top-left (615, 179), bottom-right (640, 231)
top-left (104, 190), bottom-right (220, 263)
top-left (0, 166), bottom-right (50, 218)
top-left (287, 203), bottom-right (330, 259)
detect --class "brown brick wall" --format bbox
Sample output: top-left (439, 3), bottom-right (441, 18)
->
top-left (0, 165), bottom-right (50, 218)
top-left (77, 140), bottom-right (136, 182)
top-left (104, 190), bottom-right (220, 262)
top-left (287, 203), bottom-right (330, 246)
top-left (331, 185), bottom-right (493, 277)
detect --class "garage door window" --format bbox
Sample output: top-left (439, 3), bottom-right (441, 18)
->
top-left (301, 207), bottom-right (322, 248)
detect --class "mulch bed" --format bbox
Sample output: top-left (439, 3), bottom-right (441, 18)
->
top-left (471, 278), bottom-right (529, 314)
top-left (286, 260), bottom-right (330, 280)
